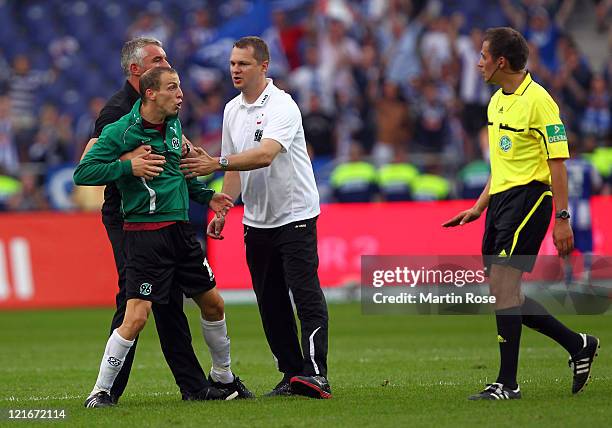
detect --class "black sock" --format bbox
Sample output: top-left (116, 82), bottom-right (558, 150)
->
top-left (495, 306), bottom-right (522, 389)
top-left (521, 297), bottom-right (583, 355)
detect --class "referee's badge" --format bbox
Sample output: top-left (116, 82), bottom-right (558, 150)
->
top-left (499, 135), bottom-right (512, 152)
top-left (546, 124), bottom-right (567, 143)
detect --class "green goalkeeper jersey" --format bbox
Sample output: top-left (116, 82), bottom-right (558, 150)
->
top-left (74, 99), bottom-right (214, 222)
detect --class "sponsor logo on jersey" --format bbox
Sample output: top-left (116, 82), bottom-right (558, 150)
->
top-left (499, 135), bottom-right (512, 152)
top-left (139, 282), bottom-right (152, 296)
top-left (546, 124), bottom-right (567, 143)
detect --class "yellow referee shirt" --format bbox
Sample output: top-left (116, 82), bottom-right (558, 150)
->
top-left (487, 72), bottom-right (569, 194)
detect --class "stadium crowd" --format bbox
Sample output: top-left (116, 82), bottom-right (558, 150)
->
top-left (0, 0), bottom-right (611, 210)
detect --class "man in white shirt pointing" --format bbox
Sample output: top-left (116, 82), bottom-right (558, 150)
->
top-left (180, 36), bottom-right (331, 399)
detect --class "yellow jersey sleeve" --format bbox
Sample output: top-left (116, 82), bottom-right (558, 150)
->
top-left (530, 93), bottom-right (569, 159)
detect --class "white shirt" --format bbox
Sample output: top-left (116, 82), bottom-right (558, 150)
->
top-left (222, 79), bottom-right (320, 228)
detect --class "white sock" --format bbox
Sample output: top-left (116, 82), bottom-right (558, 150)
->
top-left (90, 329), bottom-right (134, 396)
top-left (201, 316), bottom-right (233, 384)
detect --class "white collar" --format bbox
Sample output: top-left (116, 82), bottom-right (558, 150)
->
top-left (240, 78), bottom-right (274, 108)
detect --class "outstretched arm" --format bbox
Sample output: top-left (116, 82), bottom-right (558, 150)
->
top-left (442, 177), bottom-right (490, 227)
top-left (180, 139), bottom-right (283, 177)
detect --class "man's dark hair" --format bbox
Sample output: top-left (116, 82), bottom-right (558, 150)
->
top-left (233, 36), bottom-right (270, 64)
top-left (483, 27), bottom-right (529, 71)
top-left (139, 67), bottom-right (177, 101)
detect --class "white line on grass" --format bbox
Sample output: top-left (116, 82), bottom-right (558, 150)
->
top-left (1, 391), bottom-right (178, 402)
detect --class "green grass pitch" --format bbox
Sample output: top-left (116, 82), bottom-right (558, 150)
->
top-left (0, 304), bottom-right (609, 427)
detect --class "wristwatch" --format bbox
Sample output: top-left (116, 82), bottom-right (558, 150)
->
top-left (555, 209), bottom-right (571, 220)
top-left (219, 156), bottom-right (229, 169)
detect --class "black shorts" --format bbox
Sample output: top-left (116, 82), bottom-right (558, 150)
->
top-left (482, 181), bottom-right (552, 273)
top-left (124, 222), bottom-right (216, 303)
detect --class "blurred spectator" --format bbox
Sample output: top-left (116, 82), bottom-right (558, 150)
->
top-left (0, 96), bottom-right (18, 175)
top-left (594, 0), bottom-right (611, 32)
top-left (268, 9), bottom-right (307, 71)
top-left (454, 28), bottom-right (491, 157)
top-left (458, 157), bottom-right (490, 199)
top-left (420, 15), bottom-right (458, 79)
top-left (553, 37), bottom-right (593, 130)
top-left (587, 145), bottom-right (612, 190)
top-left (457, 125), bottom-right (490, 197)
top-left (501, 0), bottom-right (575, 72)
top-left (525, 41), bottom-right (553, 84)
top-left (330, 143), bottom-right (378, 202)
top-left (7, 55), bottom-right (55, 158)
top-left (262, 21), bottom-right (291, 77)
top-left (177, 9), bottom-right (217, 62)
top-left (6, 170), bottom-right (48, 211)
top-left (581, 74), bottom-right (610, 139)
top-left (303, 94), bottom-right (336, 160)
top-left (127, 11), bottom-right (174, 46)
top-left (382, 14), bottom-right (423, 86)
top-left (334, 89), bottom-right (364, 159)
top-left (48, 35), bottom-right (80, 70)
top-left (410, 164), bottom-right (451, 201)
top-left (564, 143), bottom-right (603, 283)
top-left (351, 42), bottom-right (381, 101)
top-left (289, 44), bottom-right (333, 114)
top-left (74, 97), bottom-right (105, 159)
top-left (378, 148), bottom-right (419, 202)
top-left (219, 0), bottom-right (252, 19)
top-left (457, 122), bottom-right (490, 200)
top-left (0, 168), bottom-right (21, 211)
top-left (317, 17), bottom-right (362, 109)
top-left (373, 81), bottom-right (412, 165)
top-left (414, 80), bottom-right (449, 152)
top-left (0, 49), bottom-right (11, 90)
top-left (604, 40), bottom-right (612, 86)
top-left (350, 40), bottom-right (379, 156)
top-left (27, 105), bottom-right (71, 170)
top-left (194, 90), bottom-right (224, 156)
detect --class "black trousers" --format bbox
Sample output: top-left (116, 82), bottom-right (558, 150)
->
top-left (244, 216), bottom-right (329, 378)
top-left (104, 222), bottom-right (208, 399)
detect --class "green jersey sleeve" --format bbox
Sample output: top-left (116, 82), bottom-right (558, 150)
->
top-left (186, 178), bottom-right (214, 206)
top-left (73, 131), bottom-right (133, 186)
